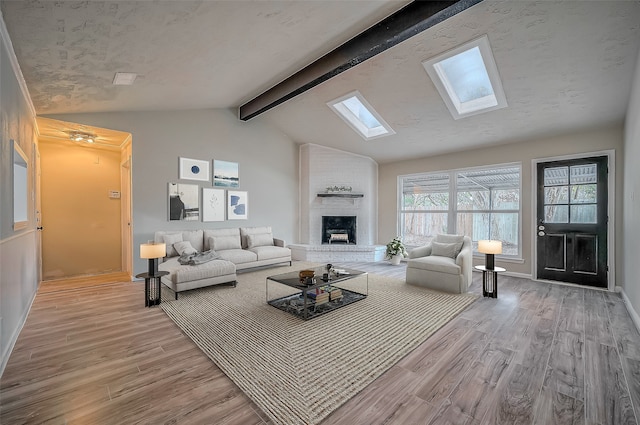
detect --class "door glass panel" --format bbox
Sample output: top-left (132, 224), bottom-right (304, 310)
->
top-left (545, 186), bottom-right (568, 204)
top-left (544, 167), bottom-right (568, 186)
top-left (570, 184), bottom-right (596, 204)
top-left (545, 205), bottom-right (568, 223)
top-left (570, 164), bottom-right (597, 184)
top-left (570, 205), bottom-right (597, 224)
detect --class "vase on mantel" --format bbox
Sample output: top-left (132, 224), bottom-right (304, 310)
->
top-left (390, 254), bottom-right (402, 266)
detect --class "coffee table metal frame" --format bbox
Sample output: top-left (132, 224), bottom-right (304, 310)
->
top-left (266, 266), bottom-right (368, 320)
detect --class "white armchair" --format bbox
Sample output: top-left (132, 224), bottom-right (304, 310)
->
top-left (405, 234), bottom-right (472, 294)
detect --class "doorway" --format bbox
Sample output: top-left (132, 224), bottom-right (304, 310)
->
top-left (535, 154), bottom-right (610, 288)
top-left (36, 117), bottom-right (132, 281)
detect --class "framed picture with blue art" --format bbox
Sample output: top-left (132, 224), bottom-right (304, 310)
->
top-left (179, 157), bottom-right (209, 182)
top-left (227, 190), bottom-right (248, 220)
top-left (213, 160), bottom-right (239, 187)
top-left (202, 188), bottom-right (225, 222)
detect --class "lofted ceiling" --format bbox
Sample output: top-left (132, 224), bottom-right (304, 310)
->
top-left (2, 0), bottom-right (640, 164)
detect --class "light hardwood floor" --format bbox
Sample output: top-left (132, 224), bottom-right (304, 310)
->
top-left (1, 262), bottom-right (639, 425)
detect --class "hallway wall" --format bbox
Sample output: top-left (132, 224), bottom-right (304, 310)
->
top-left (39, 139), bottom-right (122, 279)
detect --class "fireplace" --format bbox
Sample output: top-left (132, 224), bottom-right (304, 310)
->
top-left (322, 216), bottom-right (356, 244)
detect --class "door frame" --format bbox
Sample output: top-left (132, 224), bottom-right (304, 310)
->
top-left (532, 150), bottom-right (615, 291)
top-left (120, 137), bottom-right (133, 280)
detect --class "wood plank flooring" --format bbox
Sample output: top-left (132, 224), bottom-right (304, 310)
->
top-left (1, 261), bottom-right (639, 425)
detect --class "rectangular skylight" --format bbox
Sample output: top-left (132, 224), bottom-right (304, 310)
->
top-left (328, 91), bottom-right (395, 140)
top-left (422, 35), bottom-right (507, 120)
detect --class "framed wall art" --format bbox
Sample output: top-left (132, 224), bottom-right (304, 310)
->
top-left (168, 182), bottom-right (200, 221)
top-left (213, 160), bottom-right (239, 187)
top-left (227, 190), bottom-right (248, 220)
top-left (179, 157), bottom-right (209, 182)
top-left (202, 188), bottom-right (225, 222)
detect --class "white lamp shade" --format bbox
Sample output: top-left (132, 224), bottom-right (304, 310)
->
top-left (478, 240), bottom-right (502, 255)
top-left (140, 242), bottom-right (166, 259)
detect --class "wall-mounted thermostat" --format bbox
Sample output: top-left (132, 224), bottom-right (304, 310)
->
top-left (109, 190), bottom-right (121, 199)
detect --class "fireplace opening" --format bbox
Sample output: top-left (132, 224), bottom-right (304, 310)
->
top-left (322, 216), bottom-right (356, 244)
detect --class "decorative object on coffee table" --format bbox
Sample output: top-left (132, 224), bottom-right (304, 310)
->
top-left (385, 237), bottom-right (407, 265)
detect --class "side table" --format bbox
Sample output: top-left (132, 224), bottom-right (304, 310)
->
top-left (474, 265), bottom-right (505, 298)
top-left (136, 271), bottom-right (169, 307)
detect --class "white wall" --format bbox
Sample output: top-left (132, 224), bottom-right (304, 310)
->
top-left (299, 144), bottom-right (378, 245)
top-left (0, 15), bottom-right (39, 374)
top-left (623, 50), bottom-right (640, 323)
top-left (44, 109), bottom-right (299, 275)
top-left (379, 125), bottom-right (624, 278)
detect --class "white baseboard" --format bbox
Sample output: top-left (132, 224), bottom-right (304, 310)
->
top-left (0, 288), bottom-right (37, 377)
top-left (619, 287), bottom-right (640, 334)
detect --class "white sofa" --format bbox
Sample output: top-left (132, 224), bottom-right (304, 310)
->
top-left (154, 226), bottom-right (291, 298)
top-left (405, 234), bottom-right (472, 294)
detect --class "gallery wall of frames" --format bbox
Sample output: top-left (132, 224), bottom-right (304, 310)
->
top-left (169, 157), bottom-right (247, 222)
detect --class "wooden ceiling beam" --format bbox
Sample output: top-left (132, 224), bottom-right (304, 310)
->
top-left (238, 0), bottom-right (483, 121)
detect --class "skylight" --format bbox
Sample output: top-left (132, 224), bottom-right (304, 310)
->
top-left (328, 91), bottom-right (395, 140)
top-left (422, 35), bottom-right (507, 120)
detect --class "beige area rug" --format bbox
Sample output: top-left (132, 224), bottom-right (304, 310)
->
top-left (160, 262), bottom-right (477, 425)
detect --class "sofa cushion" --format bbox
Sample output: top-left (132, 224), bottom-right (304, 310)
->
top-left (246, 233), bottom-right (274, 249)
top-left (248, 245), bottom-right (290, 261)
top-left (204, 228), bottom-right (240, 250)
top-left (173, 240), bottom-right (197, 256)
top-left (211, 235), bottom-right (242, 251)
top-left (408, 255), bottom-right (461, 275)
top-left (159, 257), bottom-right (235, 284)
top-left (156, 230), bottom-right (204, 257)
top-left (240, 226), bottom-right (272, 249)
top-left (162, 233), bottom-right (183, 257)
top-left (431, 241), bottom-right (462, 259)
top-left (218, 249), bottom-right (258, 264)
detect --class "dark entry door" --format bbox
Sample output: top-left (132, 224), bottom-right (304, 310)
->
top-left (536, 156), bottom-right (608, 288)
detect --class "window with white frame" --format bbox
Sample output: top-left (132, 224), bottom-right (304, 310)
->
top-left (399, 163), bottom-right (521, 257)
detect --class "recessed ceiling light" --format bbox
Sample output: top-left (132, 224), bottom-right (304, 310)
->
top-left (113, 72), bottom-right (138, 85)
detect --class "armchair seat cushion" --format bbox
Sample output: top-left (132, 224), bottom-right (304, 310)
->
top-left (407, 255), bottom-right (461, 275)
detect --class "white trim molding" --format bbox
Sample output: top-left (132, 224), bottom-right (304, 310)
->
top-left (619, 287), bottom-right (640, 334)
top-left (0, 10), bottom-right (37, 118)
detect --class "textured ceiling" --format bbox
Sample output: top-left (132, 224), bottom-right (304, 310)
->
top-left (2, 1), bottom-right (640, 163)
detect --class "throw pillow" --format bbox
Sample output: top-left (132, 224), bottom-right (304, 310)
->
top-left (173, 240), bottom-right (197, 256)
top-left (163, 233), bottom-right (184, 257)
top-left (435, 234), bottom-right (464, 245)
top-left (431, 241), bottom-right (463, 259)
top-left (212, 235), bottom-right (242, 251)
top-left (246, 233), bottom-right (274, 249)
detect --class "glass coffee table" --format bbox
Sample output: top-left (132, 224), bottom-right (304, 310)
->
top-left (266, 266), bottom-right (368, 320)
